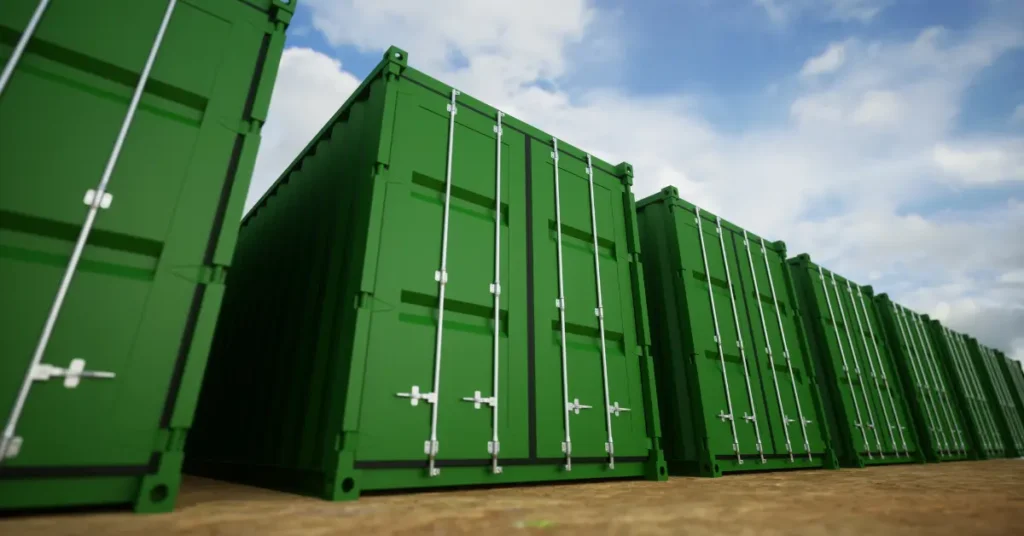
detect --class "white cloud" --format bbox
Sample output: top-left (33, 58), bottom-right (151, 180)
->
top-left (247, 1), bottom-right (1024, 359)
top-left (245, 47), bottom-right (361, 212)
top-left (801, 42), bottom-right (847, 77)
top-left (756, 0), bottom-right (887, 25)
top-left (1001, 270), bottom-right (1024, 284)
top-left (933, 141), bottom-right (1024, 184)
top-left (1013, 104), bottom-right (1024, 124)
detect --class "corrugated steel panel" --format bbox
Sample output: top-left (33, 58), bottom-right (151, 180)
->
top-left (997, 352), bottom-right (1024, 436)
top-left (874, 296), bottom-right (973, 462)
top-left (0, 0), bottom-right (294, 512)
top-left (636, 186), bottom-right (837, 477)
top-left (186, 46), bottom-right (668, 501)
top-left (788, 255), bottom-right (924, 467)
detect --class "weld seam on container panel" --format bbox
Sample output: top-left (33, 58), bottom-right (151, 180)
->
top-left (636, 186), bottom-right (838, 477)
top-left (184, 45), bottom-right (668, 501)
top-left (0, 0), bottom-right (295, 513)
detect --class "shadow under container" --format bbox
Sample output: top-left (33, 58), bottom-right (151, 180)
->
top-left (787, 255), bottom-right (924, 468)
top-left (636, 186), bottom-right (838, 477)
top-left (185, 46), bottom-right (668, 501)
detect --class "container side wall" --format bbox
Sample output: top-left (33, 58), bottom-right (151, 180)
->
top-left (186, 65), bottom-right (390, 498)
top-left (0, 0), bottom-right (292, 512)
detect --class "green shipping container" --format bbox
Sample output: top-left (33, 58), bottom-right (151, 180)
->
top-left (787, 255), bottom-right (923, 468)
top-left (963, 336), bottom-right (1024, 457)
top-left (998, 352), bottom-right (1024, 432)
top-left (636, 187), bottom-right (837, 477)
top-left (874, 297), bottom-right (972, 462)
top-left (185, 46), bottom-right (668, 501)
top-left (922, 321), bottom-right (1007, 459)
top-left (0, 0), bottom-right (294, 512)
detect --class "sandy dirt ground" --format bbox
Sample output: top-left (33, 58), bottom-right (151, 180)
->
top-left (3, 459), bottom-right (1022, 535)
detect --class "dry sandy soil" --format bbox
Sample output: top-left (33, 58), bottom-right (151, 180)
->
top-left (3, 459), bottom-right (1022, 535)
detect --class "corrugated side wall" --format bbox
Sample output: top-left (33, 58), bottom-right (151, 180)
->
top-left (187, 60), bottom-right (389, 497)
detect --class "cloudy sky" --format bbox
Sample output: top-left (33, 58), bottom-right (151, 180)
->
top-left (244, 0), bottom-right (1024, 361)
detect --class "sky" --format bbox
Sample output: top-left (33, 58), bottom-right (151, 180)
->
top-left (244, 0), bottom-right (1024, 361)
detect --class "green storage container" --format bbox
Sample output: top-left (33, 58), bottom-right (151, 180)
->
top-left (998, 352), bottom-right (1024, 429)
top-left (922, 320), bottom-right (1007, 459)
top-left (962, 337), bottom-right (1024, 457)
top-left (787, 255), bottom-right (923, 468)
top-left (874, 296), bottom-right (973, 462)
top-left (185, 46), bottom-right (668, 501)
top-left (635, 187), bottom-right (837, 477)
top-left (0, 0), bottom-right (294, 512)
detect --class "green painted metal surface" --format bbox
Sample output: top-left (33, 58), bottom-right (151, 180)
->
top-left (0, 0), bottom-right (294, 512)
top-left (962, 338), bottom-right (1024, 457)
top-left (998, 352), bottom-right (1024, 433)
top-left (186, 46), bottom-right (667, 501)
top-left (874, 296), bottom-right (973, 462)
top-left (635, 187), bottom-right (837, 477)
top-left (921, 320), bottom-right (1007, 460)
top-left (787, 255), bottom-right (923, 468)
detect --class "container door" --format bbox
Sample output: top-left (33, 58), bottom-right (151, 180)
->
top-left (529, 144), bottom-right (651, 466)
top-left (673, 207), bottom-right (766, 461)
top-left (0, 1), bottom-right (266, 473)
top-left (353, 85), bottom-right (530, 470)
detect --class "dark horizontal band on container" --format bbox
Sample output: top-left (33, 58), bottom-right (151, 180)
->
top-left (354, 456), bottom-right (648, 470)
top-left (713, 453), bottom-right (825, 461)
top-left (0, 454), bottom-right (160, 480)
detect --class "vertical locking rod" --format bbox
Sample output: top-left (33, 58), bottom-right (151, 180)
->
top-left (551, 138), bottom-right (577, 471)
top-left (585, 155), bottom-right (617, 469)
top-left (1, 0), bottom-right (178, 463)
top-left (941, 329), bottom-right (990, 453)
top-left (831, 273), bottom-right (881, 456)
top-left (694, 207), bottom-right (742, 464)
top-left (951, 331), bottom-right (1000, 454)
top-left (488, 111), bottom-right (504, 474)
top-left (911, 315), bottom-right (965, 455)
top-left (766, 241), bottom-right (812, 459)
top-left (856, 289), bottom-right (908, 455)
top-left (716, 219), bottom-right (764, 463)
top-left (0, 0), bottom-right (51, 97)
top-left (819, 267), bottom-right (870, 456)
top-left (743, 232), bottom-right (794, 461)
top-left (895, 306), bottom-right (950, 454)
top-left (846, 281), bottom-right (894, 455)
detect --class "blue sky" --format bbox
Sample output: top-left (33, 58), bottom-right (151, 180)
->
top-left (246, 0), bottom-right (1024, 358)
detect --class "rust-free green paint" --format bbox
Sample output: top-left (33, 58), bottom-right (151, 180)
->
top-left (997, 352), bottom-right (1024, 432)
top-left (948, 334), bottom-right (1023, 458)
top-left (635, 187), bottom-right (837, 477)
top-left (874, 296), bottom-right (973, 462)
top-left (0, 0), bottom-right (294, 513)
top-left (185, 46), bottom-right (667, 501)
top-left (919, 321), bottom-right (1005, 460)
top-left (788, 255), bottom-right (923, 468)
